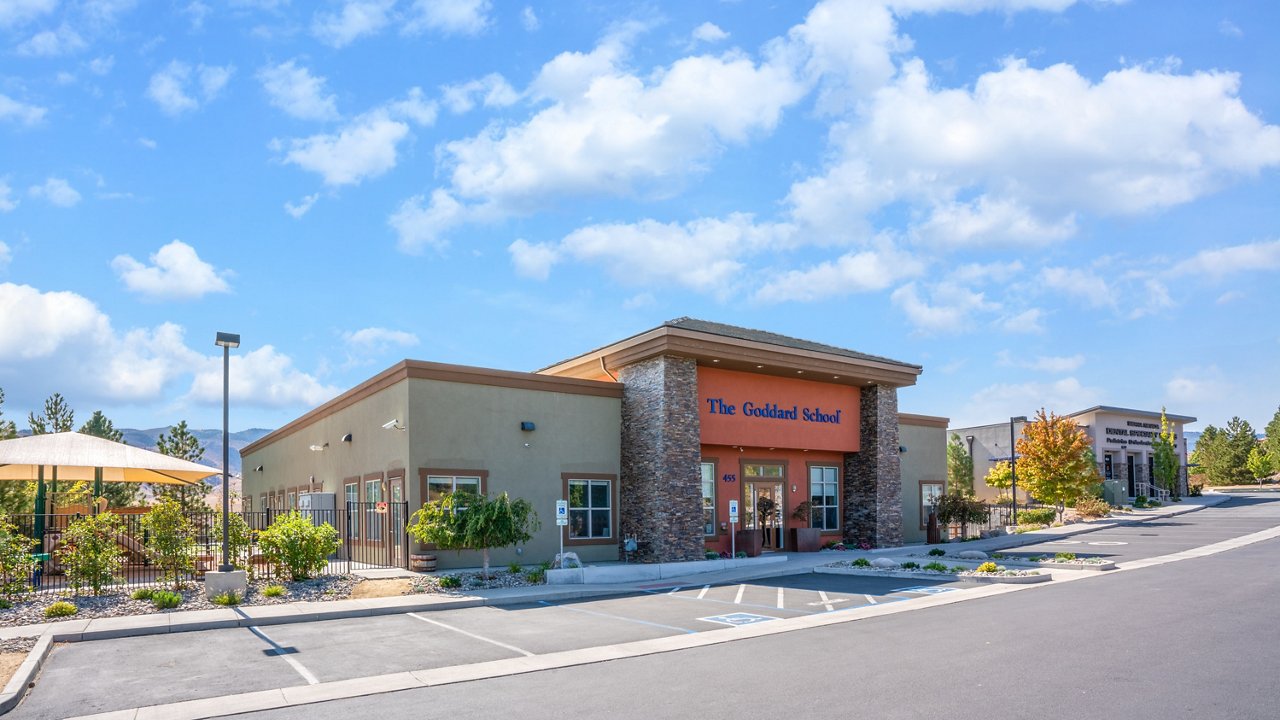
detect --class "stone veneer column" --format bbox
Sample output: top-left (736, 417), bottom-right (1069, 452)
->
top-left (843, 384), bottom-right (903, 548)
top-left (617, 355), bottom-right (705, 563)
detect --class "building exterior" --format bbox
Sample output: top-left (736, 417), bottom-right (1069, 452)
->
top-left (242, 318), bottom-right (942, 568)
top-left (950, 406), bottom-right (1195, 506)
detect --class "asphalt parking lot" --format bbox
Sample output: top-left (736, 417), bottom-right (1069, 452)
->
top-left (12, 573), bottom-right (972, 720)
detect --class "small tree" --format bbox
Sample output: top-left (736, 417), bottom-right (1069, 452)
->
top-left (140, 498), bottom-right (197, 589)
top-left (155, 421), bottom-right (212, 512)
top-left (258, 512), bottom-right (341, 581)
top-left (408, 491), bottom-right (540, 579)
top-left (213, 511), bottom-right (254, 572)
top-left (933, 494), bottom-right (988, 539)
top-left (1016, 409), bottom-right (1102, 520)
top-left (59, 513), bottom-right (126, 596)
top-left (0, 515), bottom-right (38, 599)
top-left (1247, 446), bottom-right (1277, 487)
top-left (1151, 408), bottom-right (1180, 499)
top-left (28, 392), bottom-right (75, 435)
top-left (984, 461), bottom-right (1013, 501)
top-left (946, 433), bottom-right (975, 495)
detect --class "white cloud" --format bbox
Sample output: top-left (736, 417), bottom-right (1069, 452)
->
top-left (187, 345), bottom-right (340, 408)
top-left (1039, 266), bottom-right (1112, 308)
top-left (146, 61), bottom-right (235, 116)
top-left (755, 245), bottom-right (924, 302)
top-left (997, 308), bottom-right (1045, 334)
top-left (1165, 366), bottom-right (1232, 406)
top-left (912, 196), bottom-right (1076, 247)
top-left (0, 180), bottom-right (17, 212)
top-left (0, 0), bottom-right (56, 28)
top-left (1216, 290), bottom-right (1243, 305)
top-left (388, 189), bottom-right (473, 254)
top-left (508, 238), bottom-right (558, 280)
top-left (312, 0), bottom-right (394, 48)
top-left (111, 239), bottom-right (231, 300)
top-left (284, 193), bottom-right (320, 219)
top-left (280, 111), bottom-right (409, 186)
top-left (88, 55), bottom-right (115, 75)
top-left (0, 93), bottom-right (47, 126)
top-left (955, 376), bottom-right (1102, 428)
top-left (890, 281), bottom-right (995, 333)
top-left (692, 22), bottom-right (729, 44)
top-left (520, 6), bottom-right (538, 31)
top-left (258, 60), bottom-right (339, 121)
top-left (343, 327), bottom-right (419, 349)
top-left (138, 137), bottom-right (157, 149)
top-left (1218, 19), bottom-right (1243, 38)
top-left (440, 73), bottom-right (518, 114)
top-left (17, 25), bottom-right (87, 57)
top-left (29, 177), bottom-right (82, 207)
top-left (950, 260), bottom-right (1024, 285)
top-left (1168, 239), bottom-right (1280, 280)
top-left (404, 0), bottom-right (491, 36)
top-left (1025, 354), bottom-right (1085, 373)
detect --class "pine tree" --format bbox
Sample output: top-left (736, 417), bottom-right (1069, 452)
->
top-left (28, 393), bottom-right (74, 434)
top-left (0, 388), bottom-right (16, 440)
top-left (1264, 405), bottom-right (1280, 461)
top-left (1151, 408), bottom-right (1180, 498)
top-left (155, 421), bottom-right (212, 512)
top-left (78, 411), bottom-right (142, 508)
top-left (0, 388), bottom-right (32, 515)
top-left (946, 433), bottom-right (975, 495)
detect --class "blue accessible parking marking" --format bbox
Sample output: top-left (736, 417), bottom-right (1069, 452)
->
top-left (699, 612), bottom-right (777, 627)
top-left (891, 586), bottom-right (957, 595)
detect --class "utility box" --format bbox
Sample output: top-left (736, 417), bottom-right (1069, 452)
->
top-left (298, 492), bottom-right (336, 511)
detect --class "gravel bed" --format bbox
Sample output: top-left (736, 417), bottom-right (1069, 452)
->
top-left (0, 637), bottom-right (37, 654)
top-left (410, 569), bottom-right (544, 594)
top-left (0, 575), bottom-right (358, 628)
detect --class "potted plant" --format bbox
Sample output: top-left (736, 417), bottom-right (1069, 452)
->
top-left (789, 501), bottom-right (822, 553)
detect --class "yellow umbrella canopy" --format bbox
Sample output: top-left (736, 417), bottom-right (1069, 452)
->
top-left (0, 432), bottom-right (217, 486)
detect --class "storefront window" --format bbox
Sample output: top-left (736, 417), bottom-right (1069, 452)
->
top-left (921, 482), bottom-right (944, 529)
top-left (427, 475), bottom-right (482, 502)
top-left (809, 466), bottom-right (839, 531)
top-left (568, 478), bottom-right (611, 539)
top-left (700, 463), bottom-right (715, 535)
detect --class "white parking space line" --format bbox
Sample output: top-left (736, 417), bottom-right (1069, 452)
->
top-left (668, 586), bottom-right (682, 594)
top-left (818, 591), bottom-right (834, 611)
top-left (697, 585), bottom-right (710, 599)
top-left (246, 626), bottom-right (320, 686)
top-left (776, 587), bottom-right (785, 609)
top-left (407, 612), bottom-right (535, 657)
top-left (734, 585), bottom-right (746, 604)
top-left (536, 601), bottom-right (697, 635)
top-left (864, 594), bottom-right (878, 605)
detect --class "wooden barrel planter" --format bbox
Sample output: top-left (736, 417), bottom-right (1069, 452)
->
top-left (409, 553), bottom-right (437, 573)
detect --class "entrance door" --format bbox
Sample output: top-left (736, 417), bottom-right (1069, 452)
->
top-left (1104, 453), bottom-right (1113, 481)
top-left (744, 482), bottom-right (785, 550)
top-left (1126, 455), bottom-right (1136, 497)
top-left (389, 475), bottom-right (405, 568)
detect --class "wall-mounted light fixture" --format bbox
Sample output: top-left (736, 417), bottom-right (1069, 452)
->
top-left (254, 465), bottom-right (264, 472)
top-left (382, 419), bottom-right (405, 431)
top-left (309, 443), bottom-right (328, 452)
top-left (341, 433), bottom-right (353, 443)
top-left (520, 421), bottom-right (536, 432)
top-left (899, 445), bottom-right (908, 453)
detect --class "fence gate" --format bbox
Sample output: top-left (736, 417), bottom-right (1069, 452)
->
top-left (343, 501), bottom-right (410, 570)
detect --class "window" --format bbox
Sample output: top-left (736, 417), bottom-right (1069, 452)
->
top-left (920, 482), bottom-right (944, 529)
top-left (700, 463), bottom-right (716, 535)
top-left (365, 478), bottom-right (383, 541)
top-left (743, 463), bottom-right (783, 478)
top-left (809, 466), bottom-right (839, 531)
top-left (568, 478), bottom-right (611, 540)
top-left (244, 496), bottom-right (252, 513)
top-left (345, 482), bottom-right (360, 538)
top-left (426, 475), bottom-right (482, 502)
top-left (287, 490), bottom-right (297, 510)
top-left (259, 494), bottom-right (266, 515)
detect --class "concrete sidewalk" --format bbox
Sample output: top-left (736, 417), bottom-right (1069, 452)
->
top-left (0, 491), bottom-right (1228, 646)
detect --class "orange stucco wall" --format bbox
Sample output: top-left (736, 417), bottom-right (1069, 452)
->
top-left (700, 445), bottom-right (846, 554)
top-left (697, 367), bottom-right (860, 453)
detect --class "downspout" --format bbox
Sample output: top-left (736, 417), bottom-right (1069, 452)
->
top-left (599, 356), bottom-right (617, 382)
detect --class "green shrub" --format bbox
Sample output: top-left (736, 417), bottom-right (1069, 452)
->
top-left (1146, 500), bottom-right (1161, 507)
top-left (1054, 552), bottom-right (1077, 561)
top-left (927, 548), bottom-right (946, 557)
top-left (949, 565), bottom-right (967, 573)
top-left (1027, 556), bottom-right (1043, 562)
top-left (0, 599), bottom-right (10, 610)
top-left (734, 551), bottom-right (746, 559)
top-left (1189, 484), bottom-right (1203, 497)
top-left (539, 560), bottom-right (553, 571)
top-left (900, 561), bottom-right (919, 570)
top-left (262, 584), bottom-right (286, 598)
top-left (525, 568), bottom-right (546, 584)
top-left (1017, 507), bottom-right (1057, 525)
top-left (923, 561), bottom-right (949, 572)
top-left (45, 600), bottom-right (78, 618)
top-left (1134, 495), bottom-right (1148, 508)
top-left (211, 591), bottom-right (240, 606)
top-left (131, 587), bottom-right (154, 601)
top-left (59, 513), bottom-right (126, 596)
top-left (975, 562), bottom-right (999, 574)
top-left (705, 551), bottom-right (720, 560)
top-left (851, 558), bottom-right (871, 568)
top-left (141, 498), bottom-right (197, 590)
top-left (0, 515), bottom-right (37, 600)
top-left (257, 512), bottom-right (341, 581)
top-left (438, 575), bottom-right (462, 589)
top-left (1073, 496), bottom-right (1111, 518)
top-left (214, 511), bottom-right (255, 573)
top-left (151, 590), bottom-right (182, 609)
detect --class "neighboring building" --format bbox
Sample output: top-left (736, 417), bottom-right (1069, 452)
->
top-left (951, 406), bottom-right (1196, 506)
top-left (242, 318), bottom-right (941, 568)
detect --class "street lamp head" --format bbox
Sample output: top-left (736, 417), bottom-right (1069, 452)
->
top-left (1011, 415), bottom-right (1028, 423)
top-left (215, 332), bottom-right (241, 348)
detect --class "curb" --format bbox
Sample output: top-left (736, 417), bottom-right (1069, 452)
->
top-left (813, 565), bottom-right (1049, 584)
top-left (0, 634), bottom-right (52, 715)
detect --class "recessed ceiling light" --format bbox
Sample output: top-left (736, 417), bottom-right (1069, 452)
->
top-left (711, 359), bottom-right (720, 363)
top-left (832, 376), bottom-right (840, 380)
top-left (796, 370), bottom-right (804, 374)
top-left (756, 365), bottom-right (764, 369)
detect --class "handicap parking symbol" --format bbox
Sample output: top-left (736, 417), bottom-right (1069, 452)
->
top-left (892, 586), bottom-right (956, 595)
top-left (699, 612), bottom-right (777, 627)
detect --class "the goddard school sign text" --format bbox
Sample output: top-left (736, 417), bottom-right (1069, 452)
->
top-left (705, 398), bottom-right (843, 425)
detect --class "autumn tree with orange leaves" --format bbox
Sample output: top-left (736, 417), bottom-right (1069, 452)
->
top-left (1015, 409), bottom-right (1103, 520)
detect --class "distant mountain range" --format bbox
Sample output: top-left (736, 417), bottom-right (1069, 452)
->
top-left (117, 427), bottom-right (273, 480)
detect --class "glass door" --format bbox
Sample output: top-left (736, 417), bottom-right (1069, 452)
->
top-left (744, 481), bottom-right (785, 550)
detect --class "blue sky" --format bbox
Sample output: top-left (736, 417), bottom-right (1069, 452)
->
top-left (1, 0), bottom-right (1277, 435)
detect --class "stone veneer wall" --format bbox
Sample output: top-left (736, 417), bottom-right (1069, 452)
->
top-left (843, 384), bottom-right (904, 547)
top-left (617, 356), bottom-right (705, 563)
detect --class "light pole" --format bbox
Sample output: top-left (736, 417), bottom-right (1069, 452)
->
top-left (215, 331), bottom-right (240, 572)
top-left (1010, 415), bottom-right (1027, 525)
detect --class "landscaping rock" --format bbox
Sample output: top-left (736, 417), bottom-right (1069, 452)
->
top-left (957, 550), bottom-right (989, 560)
top-left (871, 557), bottom-right (899, 569)
top-left (554, 552), bottom-right (581, 569)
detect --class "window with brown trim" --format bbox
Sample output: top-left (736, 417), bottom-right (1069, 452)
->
top-left (344, 481), bottom-right (360, 538)
top-left (700, 461), bottom-right (716, 536)
top-left (808, 465), bottom-right (839, 531)
top-left (561, 473), bottom-right (617, 546)
top-left (920, 481), bottom-right (944, 530)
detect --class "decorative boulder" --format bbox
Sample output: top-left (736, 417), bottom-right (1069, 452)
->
top-left (554, 552), bottom-right (581, 569)
top-left (957, 550), bottom-right (989, 560)
top-left (871, 557), bottom-right (899, 569)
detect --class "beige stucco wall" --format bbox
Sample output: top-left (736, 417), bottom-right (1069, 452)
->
top-left (899, 420), bottom-right (947, 544)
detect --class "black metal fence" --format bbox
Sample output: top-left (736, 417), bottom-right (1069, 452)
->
top-left (5, 502), bottom-right (409, 595)
top-left (944, 502), bottom-right (1054, 540)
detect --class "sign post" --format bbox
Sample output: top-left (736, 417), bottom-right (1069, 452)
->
top-left (555, 499), bottom-right (568, 566)
top-left (728, 499), bottom-right (739, 558)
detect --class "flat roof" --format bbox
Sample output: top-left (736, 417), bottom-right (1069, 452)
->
top-left (540, 317), bottom-right (923, 388)
top-left (950, 406), bottom-right (1196, 434)
top-left (900, 412), bottom-right (949, 429)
